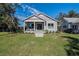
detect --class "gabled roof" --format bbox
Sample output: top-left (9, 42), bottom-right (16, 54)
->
top-left (37, 13), bottom-right (57, 22)
top-left (24, 13), bottom-right (57, 22)
top-left (25, 16), bottom-right (44, 22)
top-left (64, 17), bottom-right (79, 23)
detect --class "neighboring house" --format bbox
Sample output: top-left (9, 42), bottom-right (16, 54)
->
top-left (23, 13), bottom-right (57, 33)
top-left (61, 17), bottom-right (79, 33)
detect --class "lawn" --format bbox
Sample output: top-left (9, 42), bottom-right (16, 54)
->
top-left (0, 32), bottom-right (79, 56)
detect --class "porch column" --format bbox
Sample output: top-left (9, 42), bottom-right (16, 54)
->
top-left (78, 24), bottom-right (79, 30)
top-left (24, 22), bottom-right (25, 33)
top-left (34, 22), bottom-right (35, 31)
top-left (44, 22), bottom-right (45, 30)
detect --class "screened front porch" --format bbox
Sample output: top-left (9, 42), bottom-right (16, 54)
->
top-left (24, 22), bottom-right (44, 33)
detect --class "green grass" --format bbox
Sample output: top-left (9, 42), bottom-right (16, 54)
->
top-left (0, 32), bottom-right (79, 56)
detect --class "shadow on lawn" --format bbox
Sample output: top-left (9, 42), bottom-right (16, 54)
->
top-left (0, 32), bottom-right (17, 37)
top-left (62, 36), bottom-right (79, 56)
top-left (0, 33), bottom-right (9, 37)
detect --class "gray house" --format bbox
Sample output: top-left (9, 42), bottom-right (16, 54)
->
top-left (23, 13), bottom-right (57, 33)
top-left (61, 17), bottom-right (79, 33)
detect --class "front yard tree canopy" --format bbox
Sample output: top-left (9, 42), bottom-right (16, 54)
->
top-left (68, 10), bottom-right (79, 17)
top-left (0, 3), bottom-right (18, 32)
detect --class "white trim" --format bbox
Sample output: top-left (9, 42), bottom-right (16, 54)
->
top-left (34, 22), bottom-right (35, 31)
top-left (24, 21), bottom-right (25, 33)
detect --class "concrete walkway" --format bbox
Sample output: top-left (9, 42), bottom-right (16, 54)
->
top-left (34, 30), bottom-right (44, 37)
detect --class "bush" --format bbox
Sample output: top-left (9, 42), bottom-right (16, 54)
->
top-left (16, 29), bottom-right (23, 33)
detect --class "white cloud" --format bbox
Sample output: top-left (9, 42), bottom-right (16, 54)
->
top-left (15, 4), bottom-right (42, 21)
top-left (18, 4), bottom-right (41, 15)
top-left (15, 14), bottom-right (26, 21)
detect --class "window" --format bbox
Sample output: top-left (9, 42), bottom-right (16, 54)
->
top-left (29, 23), bottom-right (34, 29)
top-left (48, 24), bottom-right (51, 26)
top-left (63, 25), bottom-right (67, 28)
top-left (51, 24), bottom-right (53, 26)
top-left (48, 23), bottom-right (53, 28)
top-left (72, 25), bottom-right (78, 30)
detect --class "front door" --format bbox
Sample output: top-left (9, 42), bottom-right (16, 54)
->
top-left (36, 22), bottom-right (44, 30)
top-left (37, 24), bottom-right (43, 30)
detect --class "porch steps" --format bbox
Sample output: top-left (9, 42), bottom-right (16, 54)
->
top-left (34, 31), bottom-right (44, 37)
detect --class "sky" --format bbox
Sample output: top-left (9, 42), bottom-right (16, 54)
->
top-left (15, 3), bottom-right (79, 27)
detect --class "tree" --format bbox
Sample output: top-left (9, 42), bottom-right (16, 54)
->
top-left (67, 10), bottom-right (78, 17)
top-left (56, 12), bottom-right (67, 31)
top-left (0, 3), bottom-right (18, 32)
